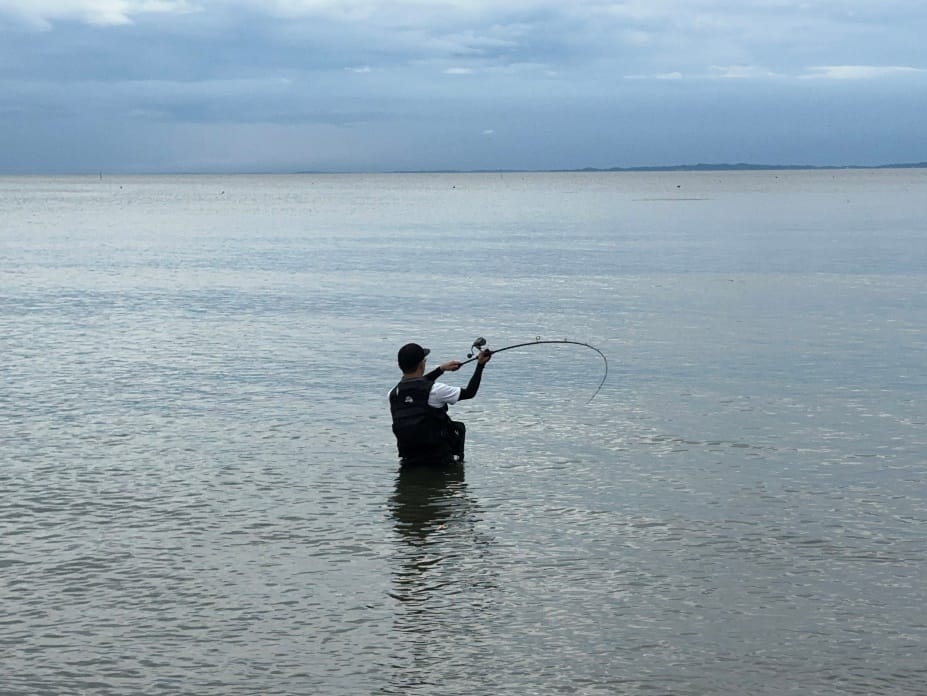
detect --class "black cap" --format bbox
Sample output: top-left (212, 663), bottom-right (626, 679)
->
top-left (398, 343), bottom-right (430, 371)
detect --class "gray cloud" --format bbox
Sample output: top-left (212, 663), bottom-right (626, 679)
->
top-left (1, 0), bottom-right (925, 172)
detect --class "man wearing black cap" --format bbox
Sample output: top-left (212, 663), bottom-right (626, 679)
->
top-left (389, 342), bottom-right (492, 465)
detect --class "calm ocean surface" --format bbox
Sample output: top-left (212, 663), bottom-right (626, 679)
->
top-left (2, 170), bottom-right (925, 695)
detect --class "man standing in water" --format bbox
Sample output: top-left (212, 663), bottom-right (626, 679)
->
top-left (389, 342), bottom-right (492, 465)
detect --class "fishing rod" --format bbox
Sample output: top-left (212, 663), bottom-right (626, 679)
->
top-left (458, 336), bottom-right (608, 403)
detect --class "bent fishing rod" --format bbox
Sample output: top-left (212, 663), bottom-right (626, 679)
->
top-left (457, 336), bottom-right (608, 403)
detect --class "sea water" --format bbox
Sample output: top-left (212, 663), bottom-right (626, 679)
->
top-left (1, 170), bottom-right (925, 695)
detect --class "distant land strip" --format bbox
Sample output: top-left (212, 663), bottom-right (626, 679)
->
top-left (569, 161), bottom-right (927, 172)
top-left (385, 162), bottom-right (927, 174)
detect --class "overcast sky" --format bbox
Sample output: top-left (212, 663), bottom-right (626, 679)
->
top-left (1, 0), bottom-right (925, 173)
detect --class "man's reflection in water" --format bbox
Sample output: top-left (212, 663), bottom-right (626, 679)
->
top-left (390, 461), bottom-right (468, 545)
top-left (387, 462), bottom-right (496, 651)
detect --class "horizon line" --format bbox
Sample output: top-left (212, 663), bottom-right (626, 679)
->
top-left (5, 160), bottom-right (927, 177)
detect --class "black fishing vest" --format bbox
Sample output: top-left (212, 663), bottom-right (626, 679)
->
top-left (389, 377), bottom-right (450, 458)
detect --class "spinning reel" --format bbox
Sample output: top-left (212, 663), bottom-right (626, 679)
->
top-left (467, 336), bottom-right (488, 358)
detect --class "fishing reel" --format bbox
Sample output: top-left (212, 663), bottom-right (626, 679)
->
top-left (467, 336), bottom-right (488, 358)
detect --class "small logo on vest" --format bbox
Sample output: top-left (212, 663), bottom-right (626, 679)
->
top-left (404, 396), bottom-right (414, 403)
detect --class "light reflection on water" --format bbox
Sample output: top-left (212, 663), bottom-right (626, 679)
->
top-left (2, 171), bottom-right (926, 695)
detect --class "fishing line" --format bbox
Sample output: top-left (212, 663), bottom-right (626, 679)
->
top-left (458, 337), bottom-right (608, 403)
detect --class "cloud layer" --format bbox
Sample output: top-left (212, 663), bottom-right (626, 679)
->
top-left (1, 0), bottom-right (925, 172)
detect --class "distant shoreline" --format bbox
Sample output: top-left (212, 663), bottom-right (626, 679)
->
top-left (571, 161), bottom-right (927, 173)
top-left (386, 162), bottom-right (927, 175)
top-left (7, 162), bottom-right (927, 177)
